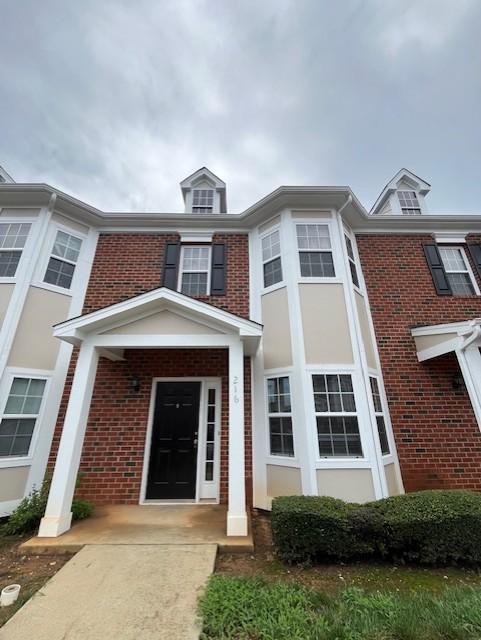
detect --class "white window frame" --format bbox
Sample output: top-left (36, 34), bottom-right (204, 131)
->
top-left (439, 246), bottom-right (480, 296)
top-left (177, 245), bottom-right (212, 296)
top-left (0, 220), bottom-right (33, 283)
top-left (265, 374), bottom-right (295, 459)
top-left (311, 371), bottom-right (364, 460)
top-left (34, 223), bottom-right (87, 295)
top-left (0, 368), bottom-right (51, 468)
top-left (398, 190), bottom-right (421, 214)
top-left (295, 220), bottom-right (340, 283)
top-left (369, 375), bottom-right (390, 456)
top-left (260, 227), bottom-right (283, 291)
top-left (191, 189), bottom-right (215, 214)
top-left (343, 228), bottom-right (362, 292)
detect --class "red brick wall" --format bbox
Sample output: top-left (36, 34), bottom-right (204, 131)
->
top-left (49, 349), bottom-right (252, 506)
top-left (357, 233), bottom-right (481, 491)
top-left (47, 231), bottom-right (252, 505)
top-left (83, 232), bottom-right (250, 318)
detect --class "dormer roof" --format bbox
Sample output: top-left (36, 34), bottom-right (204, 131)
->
top-left (370, 168), bottom-right (431, 215)
top-left (0, 165), bottom-right (15, 184)
top-left (180, 167), bottom-right (227, 213)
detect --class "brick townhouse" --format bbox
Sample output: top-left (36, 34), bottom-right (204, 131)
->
top-left (0, 164), bottom-right (480, 539)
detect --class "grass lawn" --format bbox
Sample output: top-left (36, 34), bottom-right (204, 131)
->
top-left (0, 535), bottom-right (72, 628)
top-left (199, 513), bottom-right (481, 639)
top-left (199, 575), bottom-right (481, 639)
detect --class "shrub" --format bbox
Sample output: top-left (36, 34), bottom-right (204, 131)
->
top-left (372, 490), bottom-right (481, 565)
top-left (271, 490), bottom-right (481, 566)
top-left (1, 478), bottom-right (94, 536)
top-left (271, 495), bottom-right (381, 564)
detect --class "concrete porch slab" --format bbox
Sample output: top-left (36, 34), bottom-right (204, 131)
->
top-left (20, 504), bottom-right (253, 554)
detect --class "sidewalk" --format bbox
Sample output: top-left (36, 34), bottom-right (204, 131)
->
top-left (0, 544), bottom-right (217, 640)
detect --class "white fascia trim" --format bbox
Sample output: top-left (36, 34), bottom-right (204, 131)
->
top-left (411, 320), bottom-right (477, 337)
top-left (53, 287), bottom-right (262, 342)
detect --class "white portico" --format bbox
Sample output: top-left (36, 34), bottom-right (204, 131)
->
top-left (38, 287), bottom-right (262, 539)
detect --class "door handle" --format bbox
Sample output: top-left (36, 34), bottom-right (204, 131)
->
top-left (193, 438), bottom-right (198, 448)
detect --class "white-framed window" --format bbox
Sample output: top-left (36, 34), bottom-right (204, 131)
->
top-left (344, 233), bottom-right (360, 288)
top-left (439, 247), bottom-right (477, 296)
top-left (296, 224), bottom-right (335, 278)
top-left (179, 245), bottom-right (211, 296)
top-left (0, 377), bottom-right (46, 458)
top-left (192, 189), bottom-right (214, 214)
top-left (261, 229), bottom-right (283, 288)
top-left (0, 223), bottom-right (31, 278)
top-left (312, 373), bottom-right (363, 458)
top-left (398, 190), bottom-right (421, 214)
top-left (267, 376), bottom-right (294, 457)
top-left (44, 230), bottom-right (82, 289)
top-left (370, 376), bottom-right (390, 455)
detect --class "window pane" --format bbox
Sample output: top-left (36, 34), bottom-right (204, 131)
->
top-left (0, 223), bottom-right (30, 250)
top-left (0, 250), bottom-right (21, 277)
top-left (52, 231), bottom-right (81, 263)
top-left (262, 230), bottom-right (280, 262)
top-left (5, 378), bottom-right (46, 415)
top-left (376, 416), bottom-right (390, 455)
top-left (269, 417), bottom-right (294, 456)
top-left (299, 252), bottom-right (335, 277)
top-left (0, 418), bottom-right (36, 457)
top-left (312, 375), bottom-right (326, 392)
top-left (181, 272), bottom-right (208, 296)
top-left (182, 246), bottom-right (210, 271)
top-left (263, 257), bottom-right (283, 288)
top-left (296, 224), bottom-right (331, 250)
top-left (268, 376), bottom-right (291, 413)
top-left (44, 257), bottom-right (75, 289)
top-left (208, 388), bottom-right (216, 404)
top-left (349, 260), bottom-right (360, 288)
top-left (326, 375), bottom-right (340, 392)
top-left (447, 273), bottom-right (475, 296)
top-left (205, 461), bottom-right (214, 481)
top-left (370, 377), bottom-right (382, 412)
top-left (316, 416), bottom-right (362, 457)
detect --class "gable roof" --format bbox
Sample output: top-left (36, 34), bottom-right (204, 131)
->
top-left (53, 286), bottom-right (262, 353)
top-left (370, 168), bottom-right (431, 215)
top-left (180, 167), bottom-right (227, 212)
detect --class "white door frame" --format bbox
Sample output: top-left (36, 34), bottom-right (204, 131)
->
top-left (139, 376), bottom-right (222, 505)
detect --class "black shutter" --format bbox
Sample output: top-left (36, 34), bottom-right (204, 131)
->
top-left (423, 244), bottom-right (452, 295)
top-left (162, 243), bottom-right (180, 290)
top-left (210, 243), bottom-right (226, 295)
top-left (467, 244), bottom-right (481, 279)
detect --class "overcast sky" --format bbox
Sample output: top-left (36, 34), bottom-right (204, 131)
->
top-left (1, 0), bottom-right (480, 214)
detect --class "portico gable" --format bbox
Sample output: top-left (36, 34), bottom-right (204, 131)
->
top-left (38, 288), bottom-right (262, 539)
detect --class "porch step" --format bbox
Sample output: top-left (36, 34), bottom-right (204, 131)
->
top-left (19, 504), bottom-right (254, 555)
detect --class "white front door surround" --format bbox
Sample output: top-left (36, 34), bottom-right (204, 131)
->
top-left (38, 288), bottom-right (262, 538)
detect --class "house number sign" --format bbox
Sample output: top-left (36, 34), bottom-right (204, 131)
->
top-left (232, 375), bottom-right (240, 403)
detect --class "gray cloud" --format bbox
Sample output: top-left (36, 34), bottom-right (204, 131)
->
top-left (1, 0), bottom-right (480, 213)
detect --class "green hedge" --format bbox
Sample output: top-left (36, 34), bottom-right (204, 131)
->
top-left (271, 490), bottom-right (481, 566)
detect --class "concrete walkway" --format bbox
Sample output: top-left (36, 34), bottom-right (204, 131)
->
top-left (0, 544), bottom-right (217, 640)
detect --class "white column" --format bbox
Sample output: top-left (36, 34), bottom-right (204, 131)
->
top-left (227, 340), bottom-right (248, 536)
top-left (38, 342), bottom-right (99, 537)
top-left (456, 345), bottom-right (481, 430)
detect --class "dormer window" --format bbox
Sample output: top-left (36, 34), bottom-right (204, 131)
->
top-left (192, 189), bottom-right (214, 214)
top-left (398, 190), bottom-right (421, 215)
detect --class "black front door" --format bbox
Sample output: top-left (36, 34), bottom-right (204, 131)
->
top-left (146, 381), bottom-right (200, 499)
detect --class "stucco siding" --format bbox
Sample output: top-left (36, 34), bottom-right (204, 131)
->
top-left (266, 465), bottom-right (302, 497)
top-left (355, 291), bottom-right (377, 369)
top-left (300, 284), bottom-right (353, 364)
top-left (102, 310), bottom-right (222, 335)
top-left (385, 463), bottom-right (402, 496)
top-left (261, 287), bottom-right (292, 369)
top-left (0, 283), bottom-right (14, 328)
top-left (0, 466), bottom-right (29, 502)
top-left (316, 468), bottom-right (375, 503)
top-left (8, 286), bottom-right (71, 370)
